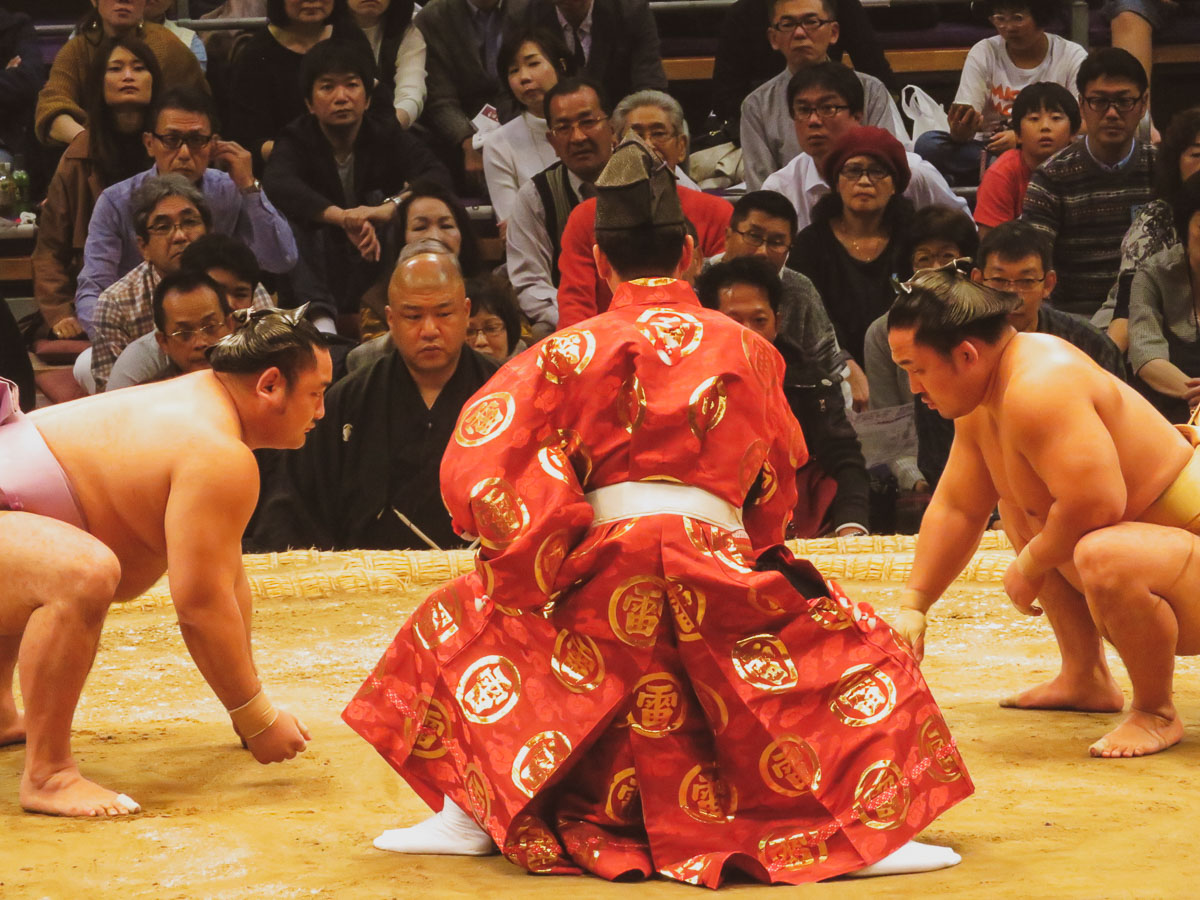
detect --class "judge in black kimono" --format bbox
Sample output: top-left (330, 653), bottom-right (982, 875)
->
top-left (248, 243), bottom-right (499, 551)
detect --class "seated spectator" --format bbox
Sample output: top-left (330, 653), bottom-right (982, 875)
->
top-left (465, 272), bottom-right (525, 361)
top-left (248, 242), bottom-right (500, 551)
top-left (613, 90), bottom-right (700, 190)
top-left (0, 7), bottom-right (44, 168)
top-left (506, 76), bottom-right (615, 336)
top-left (974, 81), bottom-right (1079, 238)
top-left (350, 179), bottom-right (485, 363)
top-left (108, 270), bottom-right (233, 390)
top-left (35, 0), bottom-right (207, 147)
top-left (32, 35), bottom-right (162, 342)
top-left (483, 27), bottom-right (571, 230)
top-left (1104, 0), bottom-right (1171, 132)
top-left (555, 109), bottom-right (734, 328)
top-left (347, 0), bottom-right (427, 128)
top-left (262, 40), bottom-right (451, 331)
top-left (522, 0), bottom-right (668, 105)
top-left (1022, 48), bottom-right (1155, 321)
top-left (762, 63), bottom-right (966, 231)
top-left (1127, 175), bottom-right (1200, 423)
top-left (740, 0), bottom-right (907, 190)
top-left (1101, 106), bottom-right (1200, 353)
top-left (227, 0), bottom-right (375, 166)
top-left (91, 174), bottom-right (211, 392)
top-left (415, 0), bottom-right (527, 190)
top-left (107, 232), bottom-right (273, 389)
top-left (914, 221), bottom-right (1123, 486)
top-left (709, 190), bottom-right (843, 383)
top-left (711, 0), bottom-right (894, 139)
top-left (914, 0), bottom-right (1085, 186)
top-left (863, 204), bottom-right (978, 492)
top-left (144, 0), bottom-right (208, 70)
top-left (789, 126), bottom-right (915, 408)
top-left (75, 87), bottom-right (298, 336)
top-left (697, 255), bottom-right (870, 537)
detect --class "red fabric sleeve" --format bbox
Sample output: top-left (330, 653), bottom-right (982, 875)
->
top-left (973, 149), bottom-right (1022, 229)
top-left (555, 198), bottom-right (606, 330)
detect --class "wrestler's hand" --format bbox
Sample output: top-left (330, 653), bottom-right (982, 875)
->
top-left (245, 710), bottom-right (311, 764)
top-left (1003, 558), bottom-right (1044, 617)
top-left (893, 607), bottom-right (927, 663)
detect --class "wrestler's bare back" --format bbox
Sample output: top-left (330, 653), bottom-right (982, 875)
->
top-left (957, 333), bottom-right (1192, 545)
top-left (29, 371), bottom-right (255, 599)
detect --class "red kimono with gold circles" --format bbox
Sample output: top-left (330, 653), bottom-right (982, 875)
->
top-left (343, 278), bottom-right (972, 887)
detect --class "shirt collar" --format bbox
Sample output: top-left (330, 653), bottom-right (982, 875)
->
top-left (556, 2), bottom-right (593, 33)
top-left (800, 153), bottom-right (828, 195)
top-left (1084, 135), bottom-right (1139, 172)
top-left (608, 277), bottom-right (701, 312)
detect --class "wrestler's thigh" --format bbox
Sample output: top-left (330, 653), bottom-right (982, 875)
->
top-left (1075, 522), bottom-right (1200, 655)
top-left (0, 511), bottom-right (120, 634)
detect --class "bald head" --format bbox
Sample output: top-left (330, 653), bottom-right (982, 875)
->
top-left (386, 251), bottom-right (471, 378)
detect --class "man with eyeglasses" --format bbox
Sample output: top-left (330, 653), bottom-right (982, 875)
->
top-left (107, 233), bottom-right (274, 391)
top-left (912, 220), bottom-right (1124, 489)
top-left (1022, 48), bottom-right (1155, 321)
top-left (506, 76), bottom-right (616, 336)
top-left (74, 86), bottom-right (298, 338)
top-left (739, 0), bottom-right (907, 190)
top-left (610, 90), bottom-right (702, 190)
top-left (762, 62), bottom-right (965, 232)
top-left (91, 175), bottom-right (211, 392)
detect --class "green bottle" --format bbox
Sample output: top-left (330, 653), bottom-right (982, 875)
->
top-left (0, 163), bottom-right (16, 219)
top-left (12, 169), bottom-right (30, 214)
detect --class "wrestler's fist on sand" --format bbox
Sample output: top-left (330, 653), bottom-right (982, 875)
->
top-left (1003, 560), bottom-right (1044, 617)
top-left (893, 608), bottom-right (926, 663)
top-left (246, 711), bottom-right (310, 764)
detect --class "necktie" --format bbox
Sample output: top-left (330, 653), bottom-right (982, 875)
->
top-left (571, 25), bottom-right (586, 72)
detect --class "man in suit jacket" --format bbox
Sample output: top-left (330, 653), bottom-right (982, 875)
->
top-left (523, 0), bottom-right (668, 105)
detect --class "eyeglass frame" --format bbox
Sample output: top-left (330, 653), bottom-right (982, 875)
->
top-left (149, 131), bottom-right (215, 152)
top-left (466, 321), bottom-right (508, 338)
top-left (548, 114), bottom-right (610, 139)
top-left (731, 227), bottom-right (792, 251)
top-left (1080, 93), bottom-right (1146, 114)
top-left (770, 15), bottom-right (835, 34)
top-left (987, 12), bottom-right (1030, 26)
top-left (144, 215), bottom-right (207, 238)
top-left (166, 321), bottom-right (227, 343)
top-left (837, 163), bottom-right (893, 183)
top-left (983, 275), bottom-right (1046, 293)
top-left (791, 102), bottom-right (851, 120)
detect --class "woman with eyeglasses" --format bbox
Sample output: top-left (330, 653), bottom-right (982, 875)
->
top-left (227, 0), bottom-right (375, 166)
top-left (465, 273), bottom-right (525, 361)
top-left (35, 0), bottom-right (207, 148)
top-left (789, 127), bottom-right (914, 411)
top-left (482, 28), bottom-right (571, 236)
top-left (32, 35), bottom-right (163, 342)
top-left (1128, 174), bottom-right (1200, 424)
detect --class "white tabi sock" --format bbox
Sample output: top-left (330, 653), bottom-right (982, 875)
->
top-left (844, 840), bottom-right (961, 878)
top-left (373, 795), bottom-right (496, 856)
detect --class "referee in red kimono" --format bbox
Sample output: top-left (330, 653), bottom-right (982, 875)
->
top-left (343, 136), bottom-right (973, 886)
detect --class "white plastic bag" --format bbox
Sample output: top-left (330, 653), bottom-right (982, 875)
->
top-left (901, 85), bottom-right (950, 144)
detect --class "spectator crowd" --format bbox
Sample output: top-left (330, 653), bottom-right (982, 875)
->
top-left (2, 0), bottom-right (1197, 549)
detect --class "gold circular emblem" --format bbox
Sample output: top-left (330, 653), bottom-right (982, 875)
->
top-left (748, 584), bottom-right (787, 616)
top-left (635, 307), bottom-right (703, 366)
top-left (608, 575), bottom-right (667, 647)
top-left (732, 634), bottom-right (799, 692)
top-left (455, 391), bottom-right (516, 447)
top-left (666, 579), bottom-right (706, 641)
top-left (737, 440), bottom-right (768, 497)
top-left (550, 629), bottom-right (606, 693)
top-left (463, 763), bottom-right (491, 824)
top-left (537, 444), bottom-right (572, 485)
top-left (456, 655), bottom-right (522, 724)
top-left (855, 760), bottom-right (910, 830)
top-left (758, 735), bottom-right (822, 796)
top-left (511, 730), bottom-right (573, 798)
top-left (617, 374), bottom-right (647, 434)
top-left (414, 583), bottom-right (464, 649)
top-left (411, 697), bottom-right (453, 759)
top-left (687, 376), bottom-right (728, 439)
top-left (757, 827), bottom-right (829, 873)
top-left (754, 459), bottom-right (778, 506)
top-left (534, 530), bottom-right (571, 596)
top-left (808, 595), bottom-right (853, 631)
top-left (741, 327), bottom-right (777, 390)
top-left (830, 664), bottom-right (898, 727)
top-left (678, 764), bottom-right (737, 824)
top-left (628, 672), bottom-right (687, 736)
top-left (503, 815), bottom-right (562, 872)
top-left (919, 716), bottom-right (965, 783)
top-left (537, 330), bottom-right (597, 384)
top-left (468, 478), bottom-right (531, 550)
top-left (692, 680), bottom-right (729, 735)
top-left (604, 767), bottom-right (640, 824)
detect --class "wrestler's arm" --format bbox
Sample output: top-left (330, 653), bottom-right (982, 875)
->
top-left (1009, 385), bottom-right (1126, 579)
top-left (164, 446), bottom-right (309, 764)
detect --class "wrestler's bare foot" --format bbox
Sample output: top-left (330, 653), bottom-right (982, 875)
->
top-left (20, 767), bottom-right (140, 817)
top-left (0, 706), bottom-right (25, 746)
top-left (1089, 708), bottom-right (1184, 758)
top-left (999, 672), bottom-right (1124, 712)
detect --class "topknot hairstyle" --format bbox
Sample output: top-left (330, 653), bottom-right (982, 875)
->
top-left (207, 304), bottom-right (325, 383)
top-left (887, 264), bottom-right (1020, 355)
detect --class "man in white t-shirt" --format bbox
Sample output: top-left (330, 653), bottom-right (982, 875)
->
top-left (913, 0), bottom-right (1086, 185)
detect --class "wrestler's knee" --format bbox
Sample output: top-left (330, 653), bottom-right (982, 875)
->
top-left (1073, 530), bottom-right (1129, 598)
top-left (52, 542), bottom-right (121, 621)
